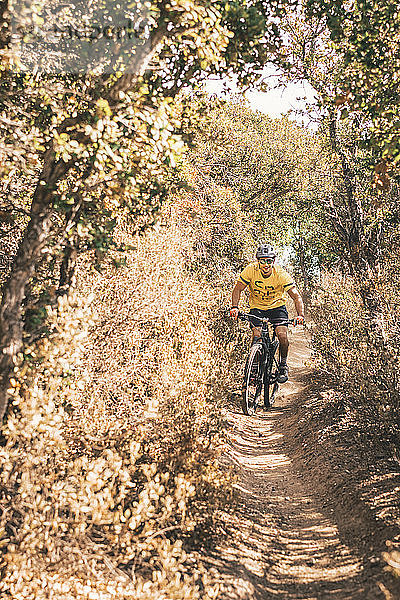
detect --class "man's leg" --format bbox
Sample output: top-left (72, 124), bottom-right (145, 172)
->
top-left (249, 309), bottom-right (264, 345)
top-left (275, 325), bottom-right (289, 362)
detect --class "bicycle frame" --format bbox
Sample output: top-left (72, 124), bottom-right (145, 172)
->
top-left (257, 318), bottom-right (277, 355)
top-left (239, 313), bottom-right (281, 369)
top-left (238, 312), bottom-right (294, 415)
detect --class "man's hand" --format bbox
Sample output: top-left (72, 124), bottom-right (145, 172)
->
top-left (230, 307), bottom-right (239, 320)
top-left (294, 315), bottom-right (304, 326)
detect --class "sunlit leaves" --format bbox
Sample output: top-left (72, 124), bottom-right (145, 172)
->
top-left (1, 0), bottom-right (305, 288)
top-left (305, 0), bottom-right (400, 165)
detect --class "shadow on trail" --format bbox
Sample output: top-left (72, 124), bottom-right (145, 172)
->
top-left (212, 331), bottom-right (399, 600)
top-left (215, 408), bottom-right (369, 599)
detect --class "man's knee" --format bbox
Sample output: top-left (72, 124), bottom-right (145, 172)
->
top-left (276, 328), bottom-right (289, 345)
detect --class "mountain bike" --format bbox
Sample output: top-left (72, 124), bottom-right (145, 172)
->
top-left (238, 312), bottom-right (296, 416)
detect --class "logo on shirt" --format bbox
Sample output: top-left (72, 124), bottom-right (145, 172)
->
top-left (254, 281), bottom-right (276, 299)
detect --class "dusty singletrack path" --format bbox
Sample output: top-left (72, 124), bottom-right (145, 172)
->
top-left (209, 330), bottom-right (393, 600)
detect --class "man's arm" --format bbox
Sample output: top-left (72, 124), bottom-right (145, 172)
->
top-left (287, 286), bottom-right (305, 323)
top-left (230, 280), bottom-right (247, 318)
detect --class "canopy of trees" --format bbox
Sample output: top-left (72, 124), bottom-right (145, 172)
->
top-left (306, 0), bottom-right (400, 166)
top-left (0, 0), bottom-right (301, 418)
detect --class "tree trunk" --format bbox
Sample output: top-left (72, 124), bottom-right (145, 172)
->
top-left (0, 1), bottom-right (10, 50)
top-left (297, 237), bottom-right (310, 310)
top-left (58, 242), bottom-right (78, 294)
top-left (0, 149), bottom-right (69, 421)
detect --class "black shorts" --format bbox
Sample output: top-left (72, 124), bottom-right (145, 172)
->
top-left (249, 306), bottom-right (289, 329)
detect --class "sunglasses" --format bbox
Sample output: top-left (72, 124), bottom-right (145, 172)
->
top-left (258, 258), bottom-right (274, 265)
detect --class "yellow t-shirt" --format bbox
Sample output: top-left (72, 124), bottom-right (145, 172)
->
top-left (239, 263), bottom-right (295, 310)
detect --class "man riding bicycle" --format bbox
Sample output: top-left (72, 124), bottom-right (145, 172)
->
top-left (230, 244), bottom-right (304, 383)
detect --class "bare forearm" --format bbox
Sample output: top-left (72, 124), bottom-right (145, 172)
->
top-left (294, 296), bottom-right (304, 316)
top-left (232, 287), bottom-right (241, 307)
top-left (288, 287), bottom-right (304, 317)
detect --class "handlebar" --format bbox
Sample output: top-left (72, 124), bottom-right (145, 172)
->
top-left (237, 311), bottom-right (301, 327)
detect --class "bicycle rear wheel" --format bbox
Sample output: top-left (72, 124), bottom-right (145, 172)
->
top-left (242, 343), bottom-right (264, 416)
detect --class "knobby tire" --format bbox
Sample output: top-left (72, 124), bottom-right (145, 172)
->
top-left (242, 343), bottom-right (264, 416)
top-left (264, 339), bottom-right (279, 408)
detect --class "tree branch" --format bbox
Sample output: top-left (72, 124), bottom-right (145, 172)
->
top-left (107, 22), bottom-right (168, 103)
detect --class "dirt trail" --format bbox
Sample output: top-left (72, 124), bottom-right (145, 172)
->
top-left (207, 330), bottom-right (399, 600)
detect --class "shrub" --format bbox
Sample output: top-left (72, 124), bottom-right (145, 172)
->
top-left (310, 271), bottom-right (400, 442)
top-left (0, 191), bottom-right (250, 598)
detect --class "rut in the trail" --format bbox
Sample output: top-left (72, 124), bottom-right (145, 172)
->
top-left (207, 330), bottom-right (398, 600)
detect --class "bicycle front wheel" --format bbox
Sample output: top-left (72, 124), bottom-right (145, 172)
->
top-left (242, 343), bottom-right (264, 416)
top-left (264, 348), bottom-right (279, 409)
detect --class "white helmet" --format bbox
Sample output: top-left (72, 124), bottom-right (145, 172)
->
top-left (256, 244), bottom-right (276, 259)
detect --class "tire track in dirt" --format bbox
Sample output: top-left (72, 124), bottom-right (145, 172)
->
top-left (208, 330), bottom-right (397, 600)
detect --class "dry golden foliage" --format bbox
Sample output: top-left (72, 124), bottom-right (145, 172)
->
top-left (0, 196), bottom-right (249, 599)
top-left (310, 271), bottom-right (400, 436)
